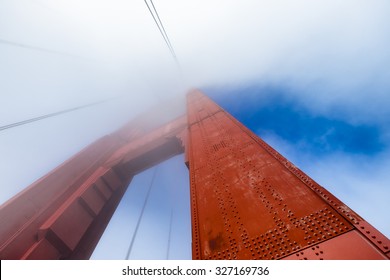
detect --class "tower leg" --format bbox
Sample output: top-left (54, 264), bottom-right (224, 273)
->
top-left (186, 90), bottom-right (389, 260)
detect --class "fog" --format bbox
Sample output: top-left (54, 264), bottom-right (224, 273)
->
top-left (1, 1), bottom-right (389, 259)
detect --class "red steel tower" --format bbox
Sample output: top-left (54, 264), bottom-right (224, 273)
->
top-left (0, 90), bottom-right (389, 259)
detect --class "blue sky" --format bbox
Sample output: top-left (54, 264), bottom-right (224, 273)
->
top-left (208, 85), bottom-right (385, 156)
top-left (91, 155), bottom-right (191, 260)
top-left (1, 1), bottom-right (389, 259)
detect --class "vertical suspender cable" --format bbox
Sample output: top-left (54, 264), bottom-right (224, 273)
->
top-left (125, 166), bottom-right (158, 260)
top-left (166, 209), bottom-right (173, 260)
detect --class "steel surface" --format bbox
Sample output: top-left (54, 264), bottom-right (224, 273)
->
top-left (186, 90), bottom-right (389, 260)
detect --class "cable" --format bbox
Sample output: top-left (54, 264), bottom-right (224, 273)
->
top-left (166, 209), bottom-right (173, 260)
top-left (143, 0), bottom-right (181, 68)
top-left (0, 38), bottom-right (87, 59)
top-left (150, 0), bottom-right (176, 58)
top-left (0, 97), bottom-right (118, 132)
top-left (125, 166), bottom-right (158, 260)
top-left (143, 0), bottom-right (173, 55)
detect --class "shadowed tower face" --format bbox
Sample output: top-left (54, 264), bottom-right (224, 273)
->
top-left (0, 90), bottom-right (389, 259)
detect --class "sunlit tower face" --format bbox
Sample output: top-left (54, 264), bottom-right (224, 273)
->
top-left (186, 91), bottom-right (389, 260)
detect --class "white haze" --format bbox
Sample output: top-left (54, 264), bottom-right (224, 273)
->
top-left (1, 0), bottom-right (389, 259)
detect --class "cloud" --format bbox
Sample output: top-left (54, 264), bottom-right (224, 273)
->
top-left (3, 0), bottom-right (389, 120)
top-left (1, 0), bottom-right (389, 259)
top-left (173, 0), bottom-right (390, 120)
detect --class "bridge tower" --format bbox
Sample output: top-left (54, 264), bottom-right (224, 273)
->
top-left (0, 90), bottom-right (389, 259)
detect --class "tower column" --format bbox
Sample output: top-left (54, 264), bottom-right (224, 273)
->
top-left (186, 90), bottom-right (389, 260)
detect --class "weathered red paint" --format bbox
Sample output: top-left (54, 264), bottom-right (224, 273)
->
top-left (282, 230), bottom-right (387, 260)
top-left (0, 89), bottom-right (388, 259)
top-left (186, 90), bottom-right (389, 260)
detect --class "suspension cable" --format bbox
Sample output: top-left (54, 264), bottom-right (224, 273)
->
top-left (0, 96), bottom-right (119, 132)
top-left (150, 0), bottom-right (176, 58)
top-left (166, 209), bottom-right (173, 260)
top-left (0, 38), bottom-right (88, 59)
top-left (125, 166), bottom-right (158, 260)
top-left (143, 0), bottom-right (181, 69)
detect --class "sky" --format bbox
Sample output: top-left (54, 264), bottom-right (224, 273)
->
top-left (0, 0), bottom-right (389, 259)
